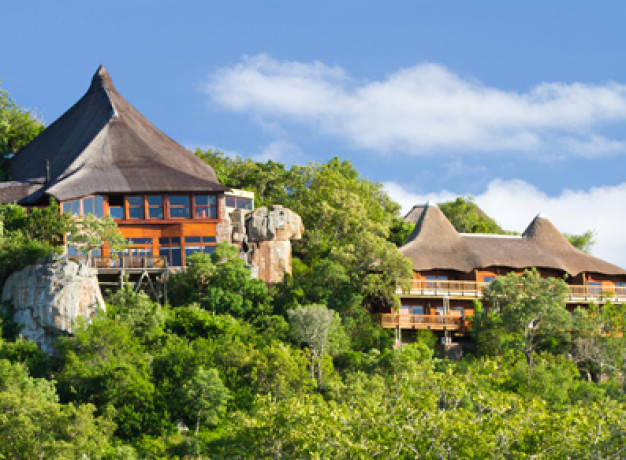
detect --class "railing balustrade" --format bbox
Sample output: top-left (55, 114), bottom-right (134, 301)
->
top-left (72, 255), bottom-right (168, 269)
top-left (381, 313), bottom-right (462, 329)
top-left (396, 279), bottom-right (626, 301)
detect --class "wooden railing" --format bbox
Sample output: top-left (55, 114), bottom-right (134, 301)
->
top-left (396, 279), bottom-right (626, 302)
top-left (395, 279), bottom-right (490, 297)
top-left (381, 314), bottom-right (463, 330)
top-left (73, 255), bottom-right (168, 269)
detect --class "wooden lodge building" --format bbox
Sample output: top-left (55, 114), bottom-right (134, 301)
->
top-left (384, 202), bottom-right (626, 343)
top-left (0, 66), bottom-right (236, 297)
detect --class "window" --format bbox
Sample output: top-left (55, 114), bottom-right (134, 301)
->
top-left (225, 195), bottom-right (253, 210)
top-left (159, 237), bottom-right (182, 266)
top-left (237, 197), bottom-right (253, 210)
top-left (129, 237), bottom-right (152, 245)
top-left (168, 195), bottom-right (190, 218)
top-left (127, 195), bottom-right (144, 219)
top-left (616, 282), bottom-right (626, 296)
top-left (183, 236), bottom-right (217, 262)
top-left (194, 194), bottom-right (217, 218)
top-left (411, 306), bottom-right (424, 315)
top-left (83, 197), bottom-right (94, 216)
top-left (62, 196), bottom-right (105, 218)
top-left (159, 245), bottom-right (181, 266)
top-left (483, 276), bottom-right (495, 283)
top-left (109, 196), bottom-right (124, 219)
top-left (147, 195), bottom-right (163, 219)
top-left (452, 306), bottom-right (465, 319)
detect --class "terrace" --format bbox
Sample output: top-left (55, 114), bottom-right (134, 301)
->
top-left (395, 279), bottom-right (626, 304)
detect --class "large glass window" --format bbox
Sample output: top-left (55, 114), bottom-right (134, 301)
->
top-left (194, 194), bottom-right (217, 218)
top-left (62, 196), bottom-right (105, 218)
top-left (128, 195), bottom-right (144, 219)
top-left (147, 195), bottom-right (163, 219)
top-left (616, 282), bottom-right (626, 296)
top-left (168, 195), bottom-right (190, 218)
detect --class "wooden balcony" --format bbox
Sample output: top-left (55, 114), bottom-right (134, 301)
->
top-left (381, 313), bottom-right (463, 330)
top-left (72, 255), bottom-right (168, 271)
top-left (395, 279), bottom-right (626, 303)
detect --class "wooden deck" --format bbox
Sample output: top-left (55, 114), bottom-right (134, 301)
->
top-left (396, 279), bottom-right (626, 303)
top-left (381, 314), bottom-right (462, 330)
top-left (72, 255), bottom-right (169, 303)
top-left (74, 255), bottom-right (168, 273)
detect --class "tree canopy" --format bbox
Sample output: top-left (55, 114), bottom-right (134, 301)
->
top-left (0, 83), bottom-right (44, 179)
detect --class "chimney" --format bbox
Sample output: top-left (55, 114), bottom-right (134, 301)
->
top-left (45, 160), bottom-right (50, 185)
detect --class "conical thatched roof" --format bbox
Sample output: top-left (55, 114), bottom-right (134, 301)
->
top-left (4, 65), bottom-right (228, 204)
top-left (400, 202), bottom-right (481, 272)
top-left (400, 205), bottom-right (626, 277)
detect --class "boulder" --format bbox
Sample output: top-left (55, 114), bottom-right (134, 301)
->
top-left (233, 205), bottom-right (304, 284)
top-left (245, 205), bottom-right (304, 243)
top-left (1, 255), bottom-right (105, 355)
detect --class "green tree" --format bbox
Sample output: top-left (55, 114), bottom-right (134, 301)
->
top-left (564, 229), bottom-right (596, 253)
top-left (0, 83), bottom-right (45, 178)
top-left (182, 366), bottom-right (229, 435)
top-left (387, 217), bottom-right (414, 247)
top-left (439, 196), bottom-right (508, 234)
top-left (288, 304), bottom-right (340, 390)
top-left (0, 200), bottom-right (74, 284)
top-left (473, 269), bottom-right (572, 374)
top-left (68, 214), bottom-right (129, 261)
top-left (170, 242), bottom-right (273, 321)
top-left (0, 359), bottom-right (114, 458)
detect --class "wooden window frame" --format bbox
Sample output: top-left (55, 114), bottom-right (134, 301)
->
top-left (192, 194), bottom-right (218, 219)
top-left (127, 195), bottom-right (145, 220)
top-left (167, 195), bottom-right (191, 219)
top-left (146, 195), bottom-right (164, 219)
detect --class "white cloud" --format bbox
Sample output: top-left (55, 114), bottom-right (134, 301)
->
top-left (205, 55), bottom-right (626, 157)
top-left (250, 140), bottom-right (307, 165)
top-left (383, 179), bottom-right (626, 268)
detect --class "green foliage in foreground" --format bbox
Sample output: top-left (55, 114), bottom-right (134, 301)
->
top-left (0, 280), bottom-right (624, 457)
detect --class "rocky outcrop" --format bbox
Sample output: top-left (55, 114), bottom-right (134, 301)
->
top-left (1, 255), bottom-right (105, 355)
top-left (231, 205), bottom-right (304, 283)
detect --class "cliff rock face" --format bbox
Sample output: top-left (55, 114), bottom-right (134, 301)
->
top-left (242, 205), bottom-right (304, 283)
top-left (1, 255), bottom-right (105, 355)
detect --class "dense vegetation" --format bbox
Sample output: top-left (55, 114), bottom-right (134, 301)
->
top-left (0, 93), bottom-right (623, 457)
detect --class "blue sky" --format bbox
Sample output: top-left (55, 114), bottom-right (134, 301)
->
top-left (2, 1), bottom-right (626, 266)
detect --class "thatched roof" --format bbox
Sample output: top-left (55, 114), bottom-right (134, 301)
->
top-left (4, 65), bottom-right (228, 204)
top-left (400, 202), bottom-right (626, 277)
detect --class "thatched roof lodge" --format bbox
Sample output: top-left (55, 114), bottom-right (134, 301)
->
top-left (384, 202), bottom-right (626, 338)
top-left (0, 66), bottom-right (231, 266)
